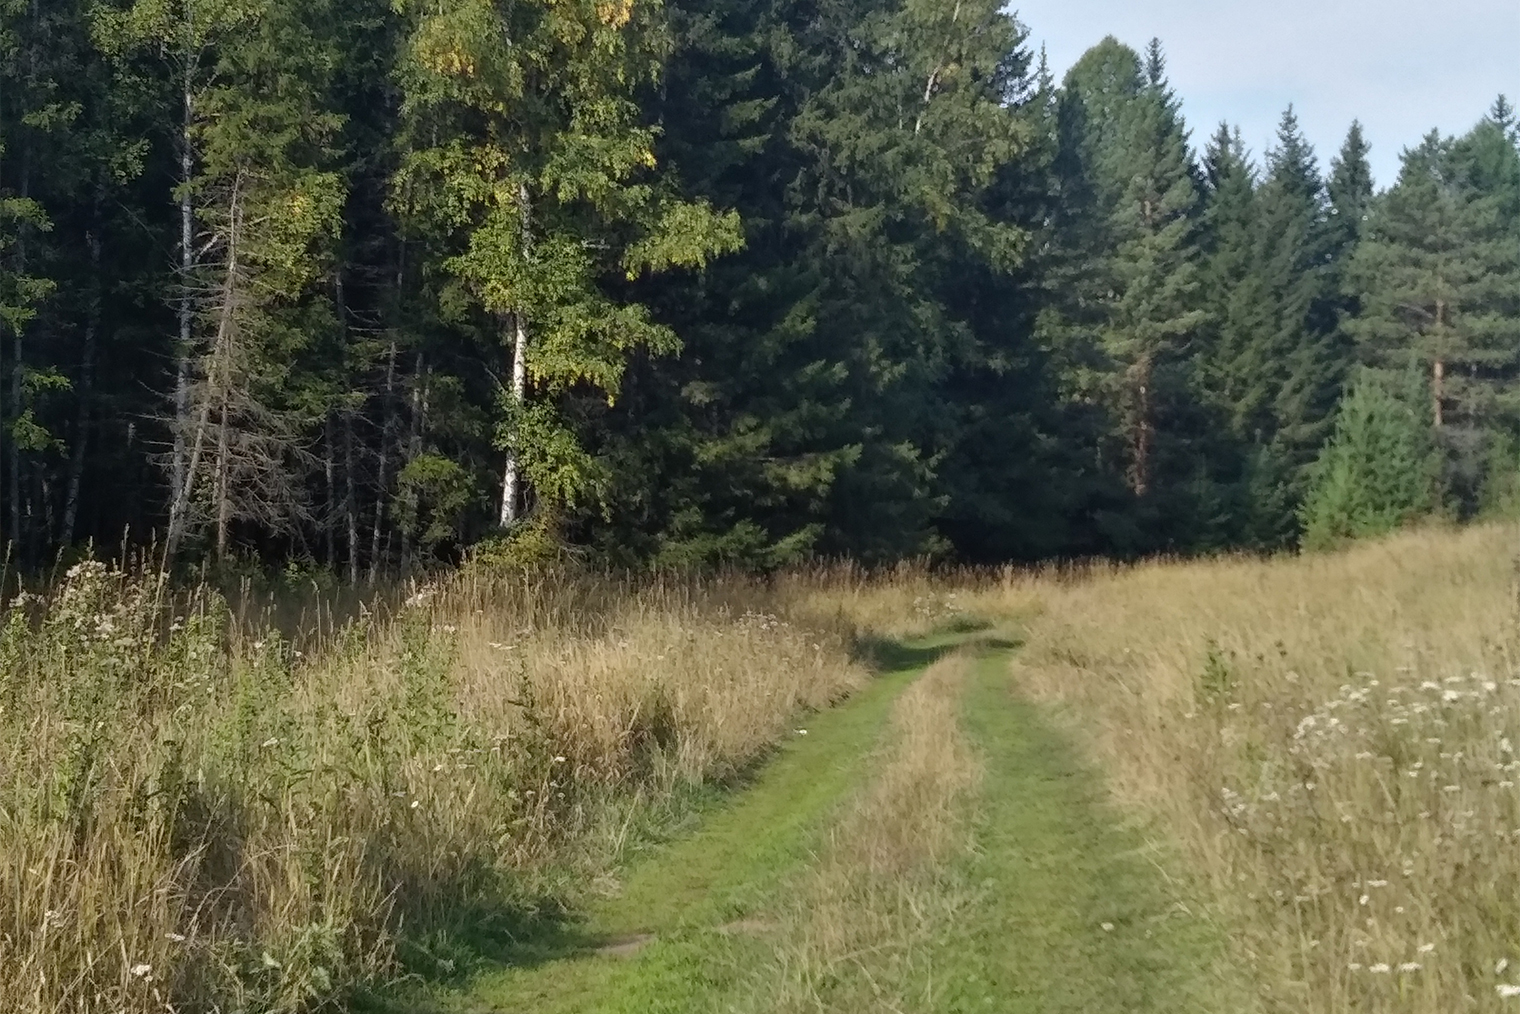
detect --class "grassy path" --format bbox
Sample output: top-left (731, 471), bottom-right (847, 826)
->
top-left (923, 647), bottom-right (1246, 1013)
top-left (393, 638), bottom-right (954, 1014)
top-left (384, 636), bottom-right (1246, 1013)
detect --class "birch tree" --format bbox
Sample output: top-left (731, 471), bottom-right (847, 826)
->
top-left (392, 0), bottom-right (741, 531)
top-left (97, 0), bottom-right (345, 558)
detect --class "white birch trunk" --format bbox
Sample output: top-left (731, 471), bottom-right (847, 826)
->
top-left (169, 63), bottom-right (195, 545)
top-left (500, 310), bottom-right (528, 527)
top-left (500, 181), bottom-right (532, 528)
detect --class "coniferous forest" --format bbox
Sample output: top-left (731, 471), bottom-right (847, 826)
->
top-left (1, 0), bottom-right (1517, 573)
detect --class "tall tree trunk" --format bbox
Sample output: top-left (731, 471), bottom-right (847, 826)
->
top-left (1432, 359), bottom-right (1445, 429)
top-left (1131, 354), bottom-right (1153, 497)
top-left (8, 115), bottom-right (31, 563)
top-left (369, 339), bottom-right (397, 583)
top-left (323, 417), bottom-right (336, 567)
top-left (344, 414), bottom-right (359, 584)
top-left (63, 191), bottom-right (104, 545)
top-left (171, 57), bottom-right (195, 535)
top-left (500, 182), bottom-right (532, 528)
top-left (400, 353), bottom-right (424, 573)
top-left (168, 174), bottom-right (242, 560)
top-left (1432, 299), bottom-right (1446, 429)
top-left (214, 371), bottom-right (231, 561)
top-left (500, 310), bottom-right (528, 527)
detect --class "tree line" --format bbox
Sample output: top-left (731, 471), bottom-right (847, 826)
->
top-left (1, 0), bottom-right (1516, 573)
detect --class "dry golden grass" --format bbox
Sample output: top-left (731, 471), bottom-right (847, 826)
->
top-left (774, 561), bottom-right (1040, 641)
top-left (757, 653), bottom-right (982, 1013)
top-left (1009, 523), bottom-right (1520, 1012)
top-left (0, 563), bottom-right (867, 1014)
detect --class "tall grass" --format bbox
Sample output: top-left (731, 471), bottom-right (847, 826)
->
top-left (1009, 524), bottom-right (1520, 1012)
top-left (0, 560), bottom-right (867, 1013)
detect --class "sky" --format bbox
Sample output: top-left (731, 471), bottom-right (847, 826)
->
top-left (1014, 0), bottom-right (1520, 189)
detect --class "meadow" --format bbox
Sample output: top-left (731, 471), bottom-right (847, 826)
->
top-left (5, 525), bottom-right (1520, 1012)
top-left (1008, 524), bottom-right (1520, 1012)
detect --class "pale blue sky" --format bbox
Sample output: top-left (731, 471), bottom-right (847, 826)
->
top-left (1014, 0), bottom-right (1520, 189)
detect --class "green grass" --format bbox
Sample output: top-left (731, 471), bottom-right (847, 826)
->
top-left (369, 634), bottom-right (1248, 1013)
top-left (923, 645), bottom-right (1251, 1013)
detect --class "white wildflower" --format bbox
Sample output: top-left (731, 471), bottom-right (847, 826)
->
top-left (1369, 963), bottom-right (1390, 973)
top-left (130, 963), bottom-right (153, 979)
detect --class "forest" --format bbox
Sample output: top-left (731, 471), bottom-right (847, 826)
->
top-left (1, 0), bottom-right (1517, 573)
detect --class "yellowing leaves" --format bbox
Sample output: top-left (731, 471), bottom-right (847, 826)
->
top-left (412, 10), bottom-right (487, 79)
top-left (595, 0), bottom-right (634, 28)
top-left (418, 42), bottom-right (478, 78)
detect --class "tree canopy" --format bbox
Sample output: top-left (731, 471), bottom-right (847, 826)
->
top-left (0, 5), bottom-right (1515, 572)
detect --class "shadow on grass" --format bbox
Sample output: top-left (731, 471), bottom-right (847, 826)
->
top-left (352, 898), bottom-right (638, 1013)
top-left (852, 616), bottom-right (1026, 675)
top-left (853, 636), bottom-right (958, 673)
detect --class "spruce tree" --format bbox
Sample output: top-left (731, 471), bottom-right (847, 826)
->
top-left (1039, 37), bottom-right (1206, 548)
top-left (1300, 370), bottom-right (1436, 549)
top-left (1327, 121), bottom-right (1374, 262)
top-left (1347, 121), bottom-right (1520, 510)
top-left (1250, 109), bottom-right (1347, 540)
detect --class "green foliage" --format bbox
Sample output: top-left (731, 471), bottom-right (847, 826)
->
top-left (396, 452), bottom-right (474, 550)
top-left (0, 0), bottom-right (1517, 572)
top-left (1300, 371), bottom-right (1437, 550)
top-left (391, 0), bottom-right (743, 519)
top-left (467, 510), bottom-right (567, 569)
